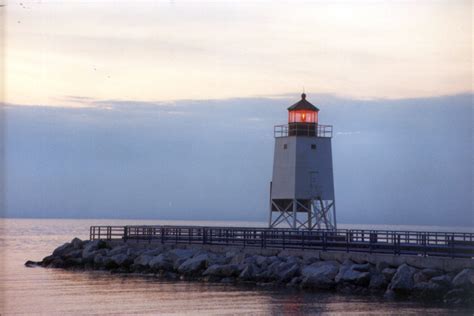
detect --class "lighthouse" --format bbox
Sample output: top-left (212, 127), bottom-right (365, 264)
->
top-left (269, 93), bottom-right (336, 230)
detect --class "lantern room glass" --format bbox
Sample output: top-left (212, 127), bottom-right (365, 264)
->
top-left (288, 110), bottom-right (318, 123)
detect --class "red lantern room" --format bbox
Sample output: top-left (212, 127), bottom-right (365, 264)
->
top-left (287, 93), bottom-right (319, 136)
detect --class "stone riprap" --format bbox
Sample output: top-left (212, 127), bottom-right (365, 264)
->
top-left (25, 238), bottom-right (474, 307)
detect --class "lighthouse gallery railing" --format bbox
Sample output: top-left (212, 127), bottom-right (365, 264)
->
top-left (274, 124), bottom-right (333, 138)
top-left (89, 225), bottom-right (474, 259)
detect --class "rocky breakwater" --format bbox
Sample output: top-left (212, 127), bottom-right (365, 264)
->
top-left (26, 238), bottom-right (474, 307)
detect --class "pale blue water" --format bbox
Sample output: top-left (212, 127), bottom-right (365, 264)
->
top-left (1, 218), bottom-right (473, 315)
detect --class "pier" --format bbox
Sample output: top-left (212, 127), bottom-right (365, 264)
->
top-left (89, 225), bottom-right (474, 259)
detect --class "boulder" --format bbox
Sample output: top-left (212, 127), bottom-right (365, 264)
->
top-left (226, 251), bottom-right (246, 265)
top-left (133, 254), bottom-right (154, 267)
top-left (301, 261), bottom-right (340, 289)
top-left (220, 277), bottom-right (235, 284)
top-left (48, 258), bottom-right (65, 268)
top-left (110, 253), bottom-right (131, 267)
top-left (286, 256), bottom-right (302, 265)
top-left (93, 254), bottom-right (106, 267)
top-left (24, 260), bottom-right (41, 267)
top-left (41, 255), bottom-right (55, 267)
top-left (335, 261), bottom-right (371, 286)
top-left (52, 242), bottom-right (73, 257)
top-left (443, 288), bottom-right (473, 305)
top-left (352, 263), bottom-right (371, 272)
top-left (70, 237), bottom-right (84, 249)
top-left (142, 249), bottom-right (162, 257)
top-left (369, 273), bottom-right (388, 289)
top-left (168, 249), bottom-right (196, 261)
top-left (452, 269), bottom-right (474, 289)
top-left (413, 271), bottom-right (429, 284)
top-left (421, 268), bottom-right (443, 279)
top-left (335, 260), bottom-right (354, 283)
top-left (255, 255), bottom-right (267, 267)
top-left (288, 276), bottom-right (303, 287)
top-left (340, 269), bottom-right (371, 286)
top-left (430, 275), bottom-right (452, 288)
top-left (243, 256), bottom-right (257, 265)
top-left (388, 264), bottom-right (417, 294)
top-left (63, 249), bottom-right (83, 260)
top-left (239, 264), bottom-right (260, 281)
top-left (82, 240), bottom-right (107, 262)
top-left (382, 268), bottom-right (397, 280)
top-left (173, 258), bottom-right (188, 270)
top-left (413, 281), bottom-right (444, 299)
top-left (203, 264), bottom-right (241, 278)
top-left (108, 245), bottom-right (129, 257)
top-left (178, 254), bottom-right (210, 276)
top-left (376, 262), bottom-right (390, 272)
top-left (149, 254), bottom-right (174, 271)
top-left (276, 263), bottom-right (300, 283)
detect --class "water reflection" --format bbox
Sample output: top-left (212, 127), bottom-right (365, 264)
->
top-left (1, 219), bottom-right (472, 315)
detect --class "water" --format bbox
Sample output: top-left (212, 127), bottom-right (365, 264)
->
top-left (1, 218), bottom-right (473, 315)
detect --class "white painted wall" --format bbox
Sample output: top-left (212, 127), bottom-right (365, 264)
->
top-left (271, 136), bottom-right (334, 200)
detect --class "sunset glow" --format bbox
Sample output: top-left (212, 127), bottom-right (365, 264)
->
top-left (3, 0), bottom-right (472, 107)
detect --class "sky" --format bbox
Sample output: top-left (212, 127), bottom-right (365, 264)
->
top-left (1, 1), bottom-right (473, 226)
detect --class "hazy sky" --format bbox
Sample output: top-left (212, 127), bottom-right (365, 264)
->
top-left (1, 1), bottom-right (473, 226)
top-left (3, 0), bottom-right (472, 105)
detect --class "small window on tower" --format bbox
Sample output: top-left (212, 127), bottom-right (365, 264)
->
top-left (311, 144), bottom-right (316, 150)
top-left (283, 144), bottom-right (287, 149)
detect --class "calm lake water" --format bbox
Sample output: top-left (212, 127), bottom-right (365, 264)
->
top-left (1, 218), bottom-right (473, 315)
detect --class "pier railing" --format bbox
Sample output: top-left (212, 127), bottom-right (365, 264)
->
top-left (89, 225), bottom-right (474, 259)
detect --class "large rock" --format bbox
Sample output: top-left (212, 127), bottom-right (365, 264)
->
top-left (276, 263), bottom-right (300, 283)
top-left (369, 273), bottom-right (388, 289)
top-left (239, 264), bottom-right (260, 281)
top-left (443, 288), bottom-right (474, 305)
top-left (335, 261), bottom-right (371, 286)
top-left (52, 242), bottom-right (73, 257)
top-left (352, 263), bottom-right (371, 272)
top-left (343, 270), bottom-right (371, 286)
top-left (82, 240), bottom-right (107, 262)
top-left (382, 268), bottom-right (397, 280)
top-left (421, 268), bottom-right (443, 279)
top-left (388, 264), bottom-right (417, 294)
top-left (110, 253), bottom-right (131, 267)
top-left (149, 254), bottom-right (174, 271)
top-left (63, 249), bottom-right (83, 260)
top-left (93, 254), bottom-right (106, 267)
top-left (168, 249), bottom-right (196, 261)
top-left (335, 260), bottom-right (354, 283)
top-left (133, 254), bottom-right (154, 267)
top-left (430, 275), bottom-right (452, 288)
top-left (301, 261), bottom-right (340, 289)
top-left (108, 245), bottom-right (129, 257)
top-left (70, 238), bottom-right (84, 249)
top-left (203, 264), bottom-right (241, 278)
top-left (24, 260), bottom-right (41, 267)
top-left (413, 281), bottom-right (444, 299)
top-left (451, 269), bottom-right (474, 289)
top-left (413, 271), bottom-right (429, 284)
top-left (255, 255), bottom-right (267, 267)
top-left (178, 254), bottom-right (210, 276)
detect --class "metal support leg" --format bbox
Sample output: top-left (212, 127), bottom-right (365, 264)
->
top-left (292, 199), bottom-right (297, 229)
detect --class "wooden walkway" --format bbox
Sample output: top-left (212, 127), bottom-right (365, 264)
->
top-left (90, 225), bottom-right (474, 259)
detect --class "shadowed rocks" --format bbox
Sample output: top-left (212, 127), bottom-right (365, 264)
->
top-left (26, 237), bottom-right (474, 307)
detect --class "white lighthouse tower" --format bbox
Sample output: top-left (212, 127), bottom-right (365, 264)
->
top-left (269, 93), bottom-right (336, 230)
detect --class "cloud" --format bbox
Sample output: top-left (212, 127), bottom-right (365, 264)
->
top-left (3, 93), bottom-right (472, 227)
